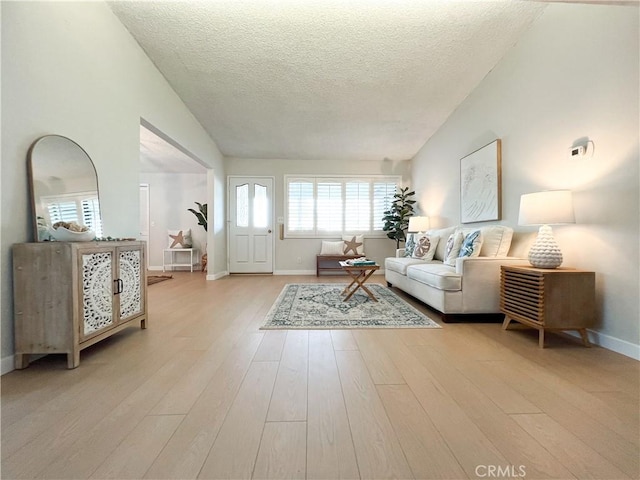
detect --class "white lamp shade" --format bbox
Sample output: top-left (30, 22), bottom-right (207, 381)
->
top-left (518, 190), bottom-right (575, 226)
top-left (408, 216), bottom-right (430, 233)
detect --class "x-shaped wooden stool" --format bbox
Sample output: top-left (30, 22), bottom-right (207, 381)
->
top-left (339, 263), bottom-right (380, 302)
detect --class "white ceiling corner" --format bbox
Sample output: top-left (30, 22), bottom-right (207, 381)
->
top-left (111, 0), bottom-right (550, 161)
top-left (139, 125), bottom-right (207, 174)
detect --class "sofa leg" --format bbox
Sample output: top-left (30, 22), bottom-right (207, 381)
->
top-left (441, 314), bottom-right (453, 323)
top-left (386, 281), bottom-right (392, 288)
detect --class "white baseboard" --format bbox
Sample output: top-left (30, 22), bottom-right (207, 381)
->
top-left (274, 269), bottom-right (385, 276)
top-left (274, 270), bottom-right (316, 275)
top-left (566, 329), bottom-right (639, 360)
top-left (2, 355), bottom-right (14, 375)
top-left (207, 271), bottom-right (228, 281)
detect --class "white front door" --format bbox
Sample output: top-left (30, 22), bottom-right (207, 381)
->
top-left (228, 177), bottom-right (274, 273)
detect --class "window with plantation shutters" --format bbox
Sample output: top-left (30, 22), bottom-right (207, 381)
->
top-left (287, 180), bottom-right (314, 232)
top-left (373, 182), bottom-right (397, 231)
top-left (42, 193), bottom-right (103, 237)
top-left (317, 181), bottom-right (342, 232)
top-left (81, 198), bottom-right (103, 237)
top-left (285, 175), bottom-right (401, 237)
top-left (345, 181), bottom-right (370, 231)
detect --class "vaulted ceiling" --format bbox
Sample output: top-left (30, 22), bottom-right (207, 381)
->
top-left (110, 1), bottom-right (552, 161)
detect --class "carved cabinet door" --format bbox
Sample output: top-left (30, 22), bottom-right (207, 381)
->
top-left (79, 248), bottom-right (116, 341)
top-left (117, 245), bottom-right (144, 322)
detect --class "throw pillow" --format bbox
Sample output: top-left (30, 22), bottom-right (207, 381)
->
top-left (443, 230), bottom-right (464, 266)
top-left (320, 241), bottom-right (345, 255)
top-left (403, 234), bottom-right (416, 257)
top-left (168, 229), bottom-right (193, 248)
top-left (458, 230), bottom-right (483, 258)
top-left (411, 234), bottom-right (440, 261)
top-left (342, 234), bottom-right (364, 255)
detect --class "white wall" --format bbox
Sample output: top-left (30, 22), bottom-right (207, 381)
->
top-left (139, 173), bottom-right (207, 269)
top-left (225, 158), bottom-right (412, 272)
top-left (412, 4), bottom-right (639, 357)
top-left (1, 1), bottom-right (226, 370)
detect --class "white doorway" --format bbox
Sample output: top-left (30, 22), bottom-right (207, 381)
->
top-left (228, 176), bottom-right (274, 273)
top-left (139, 183), bottom-right (150, 269)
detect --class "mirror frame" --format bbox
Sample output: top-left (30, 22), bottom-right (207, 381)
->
top-left (27, 135), bottom-right (101, 242)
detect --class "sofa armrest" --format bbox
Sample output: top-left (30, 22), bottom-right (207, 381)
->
top-left (455, 256), bottom-right (529, 275)
top-left (455, 256), bottom-right (530, 313)
top-left (395, 249), bottom-right (406, 258)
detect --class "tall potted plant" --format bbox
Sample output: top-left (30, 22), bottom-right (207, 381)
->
top-left (188, 202), bottom-right (208, 271)
top-left (188, 202), bottom-right (207, 231)
top-left (382, 187), bottom-right (416, 249)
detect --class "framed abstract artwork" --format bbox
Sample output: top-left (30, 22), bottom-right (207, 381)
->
top-left (460, 139), bottom-right (502, 223)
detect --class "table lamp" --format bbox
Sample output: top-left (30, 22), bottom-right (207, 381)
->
top-left (518, 190), bottom-right (575, 268)
top-left (408, 216), bottom-right (430, 234)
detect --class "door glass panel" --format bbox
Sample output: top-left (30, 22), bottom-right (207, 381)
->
top-left (254, 184), bottom-right (268, 228)
top-left (236, 184), bottom-right (249, 227)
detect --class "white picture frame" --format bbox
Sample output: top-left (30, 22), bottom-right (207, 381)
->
top-left (460, 139), bottom-right (502, 223)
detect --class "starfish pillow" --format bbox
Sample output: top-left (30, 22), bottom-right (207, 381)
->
top-left (167, 229), bottom-right (193, 249)
top-left (342, 234), bottom-right (364, 255)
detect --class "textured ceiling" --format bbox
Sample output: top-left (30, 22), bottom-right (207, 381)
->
top-left (110, 1), bottom-right (548, 161)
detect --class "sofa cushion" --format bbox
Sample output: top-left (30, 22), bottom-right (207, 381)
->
top-left (342, 234), bottom-right (364, 255)
top-left (412, 233), bottom-right (439, 261)
top-left (385, 256), bottom-right (426, 275)
top-left (477, 225), bottom-right (514, 257)
top-left (407, 263), bottom-right (462, 291)
top-left (320, 241), bottom-right (345, 255)
top-left (403, 234), bottom-right (416, 257)
top-left (458, 230), bottom-right (483, 258)
top-left (427, 226), bottom-right (457, 261)
top-left (444, 230), bottom-right (465, 266)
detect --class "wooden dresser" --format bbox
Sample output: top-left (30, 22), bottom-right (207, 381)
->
top-left (13, 241), bottom-right (148, 369)
top-left (500, 265), bottom-right (595, 348)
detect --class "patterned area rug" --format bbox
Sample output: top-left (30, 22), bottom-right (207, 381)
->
top-left (261, 283), bottom-right (441, 329)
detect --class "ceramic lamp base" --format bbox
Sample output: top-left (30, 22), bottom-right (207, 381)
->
top-left (528, 224), bottom-right (563, 269)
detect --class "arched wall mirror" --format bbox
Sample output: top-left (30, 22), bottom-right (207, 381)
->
top-left (28, 135), bottom-right (103, 241)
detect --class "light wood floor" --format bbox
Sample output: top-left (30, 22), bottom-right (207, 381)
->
top-left (2, 273), bottom-right (638, 480)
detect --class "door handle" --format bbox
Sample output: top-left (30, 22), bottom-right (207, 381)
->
top-left (113, 278), bottom-right (124, 295)
top-left (268, 229), bottom-right (272, 234)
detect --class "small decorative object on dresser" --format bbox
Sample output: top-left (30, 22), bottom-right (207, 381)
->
top-left (13, 241), bottom-right (148, 369)
top-left (500, 265), bottom-right (595, 348)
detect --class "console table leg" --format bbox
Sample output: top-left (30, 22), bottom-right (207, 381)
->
top-left (67, 350), bottom-right (80, 369)
top-left (15, 353), bottom-right (29, 369)
top-left (502, 315), bottom-right (512, 330)
top-left (538, 329), bottom-right (545, 348)
top-left (578, 329), bottom-right (591, 347)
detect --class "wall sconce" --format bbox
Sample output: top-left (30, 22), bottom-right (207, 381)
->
top-left (518, 190), bottom-right (575, 268)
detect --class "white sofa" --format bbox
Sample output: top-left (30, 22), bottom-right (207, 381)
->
top-left (385, 225), bottom-right (529, 317)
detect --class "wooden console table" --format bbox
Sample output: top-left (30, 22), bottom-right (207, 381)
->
top-left (500, 265), bottom-right (595, 348)
top-left (316, 254), bottom-right (361, 276)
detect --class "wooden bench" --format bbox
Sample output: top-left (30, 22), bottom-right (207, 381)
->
top-left (316, 254), bottom-right (362, 276)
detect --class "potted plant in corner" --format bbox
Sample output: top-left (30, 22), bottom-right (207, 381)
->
top-left (382, 187), bottom-right (416, 249)
top-left (188, 202), bottom-right (208, 272)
